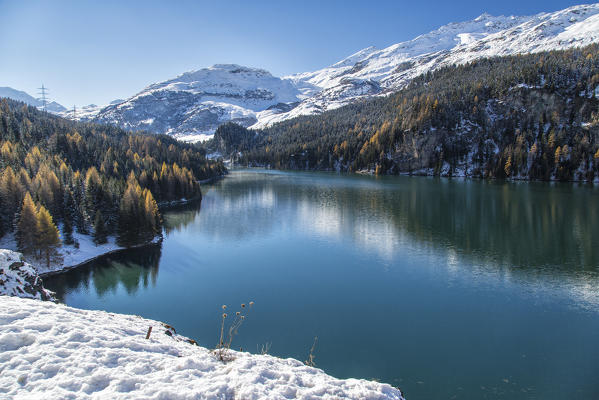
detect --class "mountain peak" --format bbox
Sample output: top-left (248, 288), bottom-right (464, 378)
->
top-left (72, 2), bottom-right (599, 141)
top-left (210, 64), bottom-right (271, 75)
top-left (474, 12), bottom-right (493, 22)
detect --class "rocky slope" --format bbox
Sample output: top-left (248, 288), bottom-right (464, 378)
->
top-left (0, 250), bottom-right (55, 301)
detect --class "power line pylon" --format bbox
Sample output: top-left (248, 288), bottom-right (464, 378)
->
top-left (37, 84), bottom-right (49, 112)
top-left (72, 105), bottom-right (77, 120)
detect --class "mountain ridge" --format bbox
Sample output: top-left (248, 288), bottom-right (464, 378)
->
top-left (6, 2), bottom-right (599, 141)
top-left (0, 87), bottom-right (67, 113)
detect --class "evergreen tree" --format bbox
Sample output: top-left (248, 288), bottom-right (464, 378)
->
top-left (36, 205), bottom-right (61, 268)
top-left (62, 189), bottom-right (76, 245)
top-left (63, 216), bottom-right (75, 245)
top-left (32, 164), bottom-right (62, 217)
top-left (0, 167), bottom-right (24, 232)
top-left (93, 211), bottom-right (108, 245)
top-left (117, 180), bottom-right (142, 247)
top-left (16, 192), bottom-right (38, 256)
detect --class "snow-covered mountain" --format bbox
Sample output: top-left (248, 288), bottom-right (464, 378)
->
top-left (71, 3), bottom-right (599, 140)
top-left (254, 3), bottom-right (599, 127)
top-left (0, 87), bottom-right (67, 113)
top-left (93, 64), bottom-right (302, 142)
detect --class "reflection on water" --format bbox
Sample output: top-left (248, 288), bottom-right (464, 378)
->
top-left (46, 170), bottom-right (599, 400)
top-left (165, 170), bottom-right (599, 309)
top-left (178, 171), bottom-right (599, 267)
top-left (49, 244), bottom-right (162, 302)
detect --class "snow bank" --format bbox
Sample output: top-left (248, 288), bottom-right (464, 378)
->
top-left (0, 250), bottom-right (55, 301)
top-left (0, 296), bottom-right (405, 400)
top-left (0, 231), bottom-right (160, 276)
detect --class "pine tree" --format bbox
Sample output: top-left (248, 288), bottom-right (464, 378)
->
top-left (36, 205), bottom-right (61, 268)
top-left (117, 180), bottom-right (142, 247)
top-left (0, 167), bottom-right (25, 232)
top-left (32, 164), bottom-right (62, 217)
top-left (0, 196), bottom-right (4, 239)
top-left (16, 192), bottom-right (38, 256)
top-left (93, 211), bottom-right (108, 245)
top-left (63, 216), bottom-right (75, 245)
top-left (62, 189), bottom-right (76, 245)
top-left (85, 167), bottom-right (106, 222)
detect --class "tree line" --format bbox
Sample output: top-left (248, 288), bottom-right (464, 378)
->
top-left (0, 98), bottom-right (226, 266)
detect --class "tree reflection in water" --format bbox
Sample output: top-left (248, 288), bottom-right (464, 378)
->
top-left (49, 244), bottom-right (162, 301)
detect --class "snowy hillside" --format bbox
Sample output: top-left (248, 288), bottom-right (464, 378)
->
top-left (0, 87), bottom-right (66, 113)
top-left (54, 3), bottom-right (599, 140)
top-left (0, 250), bottom-right (55, 301)
top-left (254, 3), bottom-right (599, 127)
top-left (0, 296), bottom-right (405, 399)
top-left (93, 64), bottom-right (302, 141)
top-left (0, 231), bottom-right (130, 276)
top-left (56, 99), bottom-right (125, 122)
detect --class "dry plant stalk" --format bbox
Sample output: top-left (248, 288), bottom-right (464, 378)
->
top-left (259, 342), bottom-right (272, 355)
top-left (215, 301), bottom-right (254, 362)
top-left (305, 336), bottom-right (318, 367)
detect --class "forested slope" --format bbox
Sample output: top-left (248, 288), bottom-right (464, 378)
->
top-left (0, 99), bottom-right (225, 264)
top-left (224, 44), bottom-right (599, 182)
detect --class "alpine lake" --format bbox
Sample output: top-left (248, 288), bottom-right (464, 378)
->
top-left (45, 169), bottom-right (599, 400)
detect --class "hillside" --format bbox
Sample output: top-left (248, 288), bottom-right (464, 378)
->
top-left (260, 3), bottom-right (599, 127)
top-left (93, 64), bottom-right (303, 141)
top-left (0, 87), bottom-right (66, 113)
top-left (0, 98), bottom-right (225, 270)
top-left (219, 45), bottom-right (599, 182)
top-left (58, 3), bottom-right (599, 141)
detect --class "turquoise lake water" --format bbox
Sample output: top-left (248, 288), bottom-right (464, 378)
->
top-left (45, 169), bottom-right (599, 399)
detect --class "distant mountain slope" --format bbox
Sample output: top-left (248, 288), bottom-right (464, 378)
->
top-left (230, 45), bottom-right (599, 182)
top-left (0, 87), bottom-right (66, 113)
top-left (71, 3), bottom-right (599, 141)
top-left (255, 3), bottom-right (599, 127)
top-left (93, 64), bottom-right (302, 142)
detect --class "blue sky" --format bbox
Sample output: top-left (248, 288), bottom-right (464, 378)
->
top-left (0, 0), bottom-right (589, 106)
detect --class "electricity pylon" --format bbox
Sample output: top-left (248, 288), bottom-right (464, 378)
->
top-left (37, 84), bottom-right (49, 112)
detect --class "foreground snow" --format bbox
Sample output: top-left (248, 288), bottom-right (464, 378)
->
top-left (0, 296), bottom-right (405, 400)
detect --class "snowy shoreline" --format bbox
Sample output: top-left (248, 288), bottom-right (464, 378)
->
top-left (0, 231), bottom-right (162, 277)
top-left (40, 238), bottom-right (162, 278)
top-left (0, 296), bottom-right (405, 399)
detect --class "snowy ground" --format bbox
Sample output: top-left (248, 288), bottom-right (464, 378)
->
top-left (0, 296), bottom-right (405, 400)
top-left (0, 250), bottom-right (54, 300)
